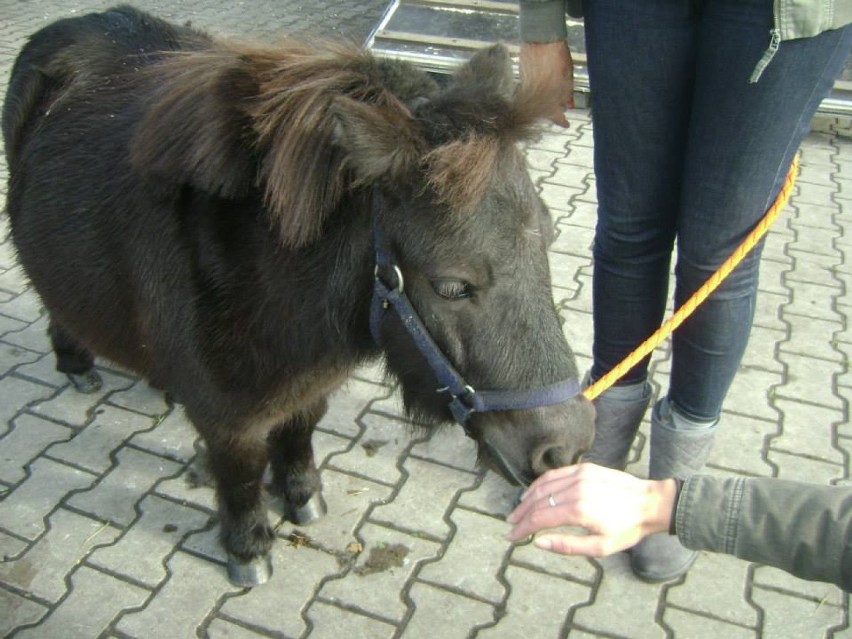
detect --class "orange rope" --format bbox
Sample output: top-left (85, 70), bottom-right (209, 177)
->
top-left (582, 153), bottom-right (800, 401)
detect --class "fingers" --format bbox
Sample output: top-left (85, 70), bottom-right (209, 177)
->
top-left (535, 533), bottom-right (607, 558)
top-left (508, 464), bottom-right (595, 528)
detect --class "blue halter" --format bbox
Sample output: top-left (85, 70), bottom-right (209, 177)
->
top-left (368, 193), bottom-right (582, 435)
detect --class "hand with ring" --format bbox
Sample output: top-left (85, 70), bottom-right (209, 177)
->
top-left (506, 463), bottom-right (678, 557)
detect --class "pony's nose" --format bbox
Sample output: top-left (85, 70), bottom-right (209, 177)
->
top-left (531, 441), bottom-right (588, 476)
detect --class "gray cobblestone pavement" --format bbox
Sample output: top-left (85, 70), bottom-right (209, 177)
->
top-left (1, 2), bottom-right (850, 637)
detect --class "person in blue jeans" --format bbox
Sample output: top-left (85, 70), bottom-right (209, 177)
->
top-left (518, 0), bottom-right (852, 582)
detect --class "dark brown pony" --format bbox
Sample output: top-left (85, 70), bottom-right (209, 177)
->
top-left (2, 5), bottom-right (594, 585)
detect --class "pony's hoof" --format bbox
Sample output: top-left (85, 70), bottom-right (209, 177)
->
top-left (288, 493), bottom-right (327, 525)
top-left (67, 370), bottom-right (103, 394)
top-left (227, 553), bottom-right (273, 587)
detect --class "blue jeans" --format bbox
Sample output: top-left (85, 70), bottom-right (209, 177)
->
top-left (585, 0), bottom-right (852, 421)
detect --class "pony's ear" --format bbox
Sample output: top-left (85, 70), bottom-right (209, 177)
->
top-left (330, 96), bottom-right (422, 187)
top-left (130, 51), bottom-right (257, 198)
top-left (450, 44), bottom-right (515, 99)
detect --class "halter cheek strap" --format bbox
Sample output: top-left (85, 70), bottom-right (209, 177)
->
top-left (369, 192), bottom-right (581, 434)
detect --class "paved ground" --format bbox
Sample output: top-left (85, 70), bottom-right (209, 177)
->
top-left (1, 2), bottom-right (850, 637)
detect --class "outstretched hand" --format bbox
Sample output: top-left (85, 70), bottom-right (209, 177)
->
top-left (506, 463), bottom-right (677, 557)
top-left (519, 41), bottom-right (574, 127)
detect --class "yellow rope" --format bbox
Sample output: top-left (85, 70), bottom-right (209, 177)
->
top-left (583, 153), bottom-right (800, 401)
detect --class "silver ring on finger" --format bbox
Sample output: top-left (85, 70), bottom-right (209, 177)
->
top-left (548, 493), bottom-right (557, 508)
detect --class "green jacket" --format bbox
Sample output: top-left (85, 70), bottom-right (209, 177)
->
top-left (676, 475), bottom-right (852, 591)
top-left (518, 0), bottom-right (852, 43)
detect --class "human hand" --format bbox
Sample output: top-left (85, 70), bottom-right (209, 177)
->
top-left (519, 41), bottom-right (574, 127)
top-left (506, 463), bottom-right (676, 557)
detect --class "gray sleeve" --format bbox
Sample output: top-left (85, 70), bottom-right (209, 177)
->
top-left (518, 0), bottom-right (568, 43)
top-left (676, 475), bottom-right (852, 591)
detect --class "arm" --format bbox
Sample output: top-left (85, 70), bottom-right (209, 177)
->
top-left (518, 0), bottom-right (574, 125)
top-left (677, 474), bottom-right (852, 591)
top-left (507, 464), bottom-right (852, 591)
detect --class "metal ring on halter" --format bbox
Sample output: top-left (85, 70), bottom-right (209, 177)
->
top-left (374, 264), bottom-right (404, 293)
top-left (548, 493), bottom-right (557, 508)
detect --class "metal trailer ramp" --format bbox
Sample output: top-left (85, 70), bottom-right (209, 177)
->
top-left (366, 0), bottom-right (852, 116)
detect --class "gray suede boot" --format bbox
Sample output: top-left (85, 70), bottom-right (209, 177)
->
top-left (582, 376), bottom-right (652, 470)
top-left (630, 397), bottom-right (718, 582)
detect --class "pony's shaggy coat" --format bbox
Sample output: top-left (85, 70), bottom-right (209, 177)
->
top-left (2, 5), bottom-right (593, 579)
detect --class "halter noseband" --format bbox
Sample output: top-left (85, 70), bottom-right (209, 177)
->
top-left (369, 192), bottom-right (582, 436)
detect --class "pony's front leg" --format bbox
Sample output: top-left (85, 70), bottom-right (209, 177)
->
top-left (267, 399), bottom-right (328, 525)
top-left (204, 429), bottom-right (275, 587)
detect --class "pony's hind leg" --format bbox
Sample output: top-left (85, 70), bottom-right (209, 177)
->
top-left (267, 398), bottom-right (328, 525)
top-left (48, 319), bottom-right (102, 393)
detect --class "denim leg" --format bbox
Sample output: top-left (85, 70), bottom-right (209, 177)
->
top-left (585, 0), bottom-right (699, 384)
top-left (670, 3), bottom-right (852, 420)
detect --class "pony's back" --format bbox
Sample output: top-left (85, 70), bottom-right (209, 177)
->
top-left (2, 4), bottom-right (209, 165)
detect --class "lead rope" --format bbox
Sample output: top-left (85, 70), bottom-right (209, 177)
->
top-left (583, 153), bottom-right (800, 402)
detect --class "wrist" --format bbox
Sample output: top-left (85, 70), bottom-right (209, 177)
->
top-left (643, 478), bottom-right (677, 536)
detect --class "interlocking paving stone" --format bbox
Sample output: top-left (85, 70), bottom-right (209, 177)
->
top-left (666, 553), bottom-right (758, 627)
top-left (0, 290), bottom-right (42, 324)
top-left (305, 600), bottom-right (396, 638)
top-left (66, 447), bottom-right (184, 526)
top-left (510, 542), bottom-right (599, 584)
top-left (741, 326), bottom-right (786, 373)
top-left (770, 399), bottom-right (845, 463)
top-left (0, 508), bottom-right (119, 603)
top-left (0, 4), bottom-right (850, 634)
top-left (0, 341), bottom-right (40, 377)
top-left (402, 582), bottom-right (496, 638)
top-left (0, 413), bottom-right (73, 484)
top-left (88, 494), bottom-right (211, 587)
top-left (0, 457), bottom-right (97, 540)
top-left (571, 555), bottom-right (667, 638)
top-left (327, 412), bottom-right (414, 485)
top-left (10, 352), bottom-right (72, 388)
top-left (48, 405), bottom-right (156, 473)
top-left (752, 565), bottom-right (847, 607)
top-left (478, 565), bottom-right (591, 638)
top-left (705, 413), bottom-right (776, 477)
top-left (318, 522), bottom-right (442, 622)
top-left (107, 381), bottom-right (170, 417)
top-left (455, 471), bottom-right (521, 518)
top-left (662, 607), bottom-right (755, 639)
top-left (774, 352), bottom-right (845, 410)
top-left (721, 367), bottom-right (784, 421)
top-left (779, 314), bottom-right (844, 362)
top-left (115, 550), bottom-right (241, 638)
top-left (407, 425), bottom-right (478, 472)
top-left (31, 374), bottom-right (137, 429)
top-left (750, 586), bottom-right (846, 637)
top-left (14, 565), bottom-right (149, 639)
top-left (0, 588), bottom-right (47, 636)
top-left (417, 508), bottom-right (510, 604)
top-left (0, 315), bottom-right (50, 353)
top-left (0, 376), bottom-right (56, 435)
top-left (369, 457), bottom-right (478, 538)
top-left (219, 543), bottom-right (341, 638)
top-left (768, 448), bottom-right (844, 484)
top-left (128, 407), bottom-right (198, 463)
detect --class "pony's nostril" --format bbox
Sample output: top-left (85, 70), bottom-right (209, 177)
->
top-left (540, 445), bottom-right (571, 471)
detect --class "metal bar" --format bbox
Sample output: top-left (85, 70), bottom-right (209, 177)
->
top-left (373, 28), bottom-right (589, 66)
top-left (403, 0), bottom-right (519, 14)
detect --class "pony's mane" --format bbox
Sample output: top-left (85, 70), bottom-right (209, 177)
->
top-left (135, 39), bottom-right (555, 244)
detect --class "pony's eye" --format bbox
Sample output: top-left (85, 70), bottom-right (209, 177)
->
top-left (431, 279), bottom-right (473, 300)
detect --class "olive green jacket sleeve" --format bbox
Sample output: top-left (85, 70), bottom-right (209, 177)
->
top-left (518, 0), bottom-right (582, 43)
top-left (676, 475), bottom-right (852, 591)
